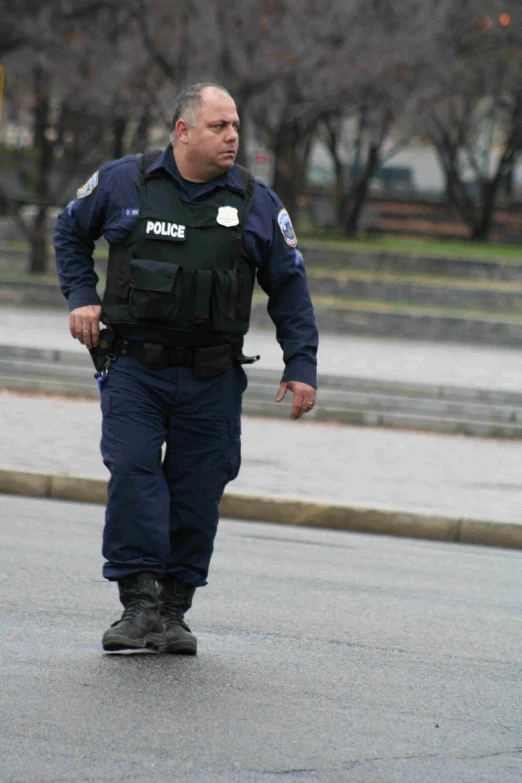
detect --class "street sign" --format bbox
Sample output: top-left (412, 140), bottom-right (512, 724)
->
top-left (248, 147), bottom-right (275, 186)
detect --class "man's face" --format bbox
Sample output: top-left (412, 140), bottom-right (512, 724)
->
top-left (180, 90), bottom-right (240, 178)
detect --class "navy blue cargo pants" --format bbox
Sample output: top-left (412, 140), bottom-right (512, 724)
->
top-left (99, 356), bottom-right (247, 586)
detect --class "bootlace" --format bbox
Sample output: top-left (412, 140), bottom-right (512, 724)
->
top-left (121, 602), bottom-right (143, 623)
top-left (111, 600), bottom-right (144, 627)
top-left (162, 593), bottom-right (191, 631)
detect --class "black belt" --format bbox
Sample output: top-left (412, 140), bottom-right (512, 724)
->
top-left (117, 338), bottom-right (237, 376)
top-left (91, 330), bottom-right (258, 379)
top-left (118, 339), bottom-right (198, 369)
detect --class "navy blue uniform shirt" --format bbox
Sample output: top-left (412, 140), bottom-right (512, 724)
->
top-left (54, 145), bottom-right (318, 387)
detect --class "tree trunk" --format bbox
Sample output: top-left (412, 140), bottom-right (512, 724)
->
top-left (272, 123), bottom-right (309, 220)
top-left (30, 205), bottom-right (49, 274)
top-left (235, 95), bottom-right (248, 168)
top-left (471, 180), bottom-right (499, 241)
top-left (29, 65), bottom-right (53, 275)
top-left (343, 142), bottom-right (380, 237)
top-left (133, 111), bottom-right (151, 152)
top-left (434, 140), bottom-right (509, 242)
top-left (112, 116), bottom-right (127, 160)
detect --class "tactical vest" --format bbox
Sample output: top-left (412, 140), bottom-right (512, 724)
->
top-left (102, 153), bottom-right (257, 343)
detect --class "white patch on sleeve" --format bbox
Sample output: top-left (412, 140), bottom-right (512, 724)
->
top-left (277, 209), bottom-right (297, 247)
top-left (76, 171), bottom-right (99, 200)
top-left (294, 249), bottom-right (304, 266)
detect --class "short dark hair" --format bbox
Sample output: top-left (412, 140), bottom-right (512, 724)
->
top-left (171, 83), bottom-right (232, 129)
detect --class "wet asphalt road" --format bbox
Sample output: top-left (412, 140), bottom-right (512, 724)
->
top-left (1, 495), bottom-right (521, 783)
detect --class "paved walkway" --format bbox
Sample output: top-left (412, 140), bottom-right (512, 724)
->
top-left (2, 305), bottom-right (522, 526)
top-left (3, 387), bottom-right (522, 525)
top-left (4, 304), bottom-right (522, 390)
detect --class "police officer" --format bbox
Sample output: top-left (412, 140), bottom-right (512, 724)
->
top-left (54, 83), bottom-right (318, 655)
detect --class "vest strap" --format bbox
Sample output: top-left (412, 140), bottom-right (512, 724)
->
top-left (194, 270), bottom-right (213, 323)
top-left (227, 272), bottom-right (238, 320)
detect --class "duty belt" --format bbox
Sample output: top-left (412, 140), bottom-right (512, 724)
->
top-left (90, 329), bottom-right (259, 380)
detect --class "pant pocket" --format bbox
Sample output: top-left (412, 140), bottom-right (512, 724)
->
top-left (226, 419), bottom-right (242, 483)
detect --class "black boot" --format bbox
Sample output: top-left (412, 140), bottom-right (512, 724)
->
top-left (102, 572), bottom-right (163, 651)
top-left (147, 577), bottom-right (197, 655)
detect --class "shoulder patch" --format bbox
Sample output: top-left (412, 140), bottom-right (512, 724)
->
top-left (77, 171), bottom-right (99, 200)
top-left (277, 209), bottom-right (297, 247)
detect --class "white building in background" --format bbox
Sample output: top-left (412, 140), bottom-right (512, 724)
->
top-left (0, 122), bottom-right (32, 148)
top-left (246, 136), bottom-right (449, 194)
top-left (307, 141), bottom-right (446, 193)
top-left (308, 139), bottom-right (522, 197)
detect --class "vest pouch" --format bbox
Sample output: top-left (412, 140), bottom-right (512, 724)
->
top-left (211, 270), bottom-right (244, 333)
top-left (129, 258), bottom-right (181, 323)
top-left (236, 273), bottom-right (254, 321)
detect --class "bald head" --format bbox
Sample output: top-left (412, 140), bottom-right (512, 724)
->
top-left (171, 83), bottom-right (233, 129)
top-left (170, 83), bottom-right (240, 183)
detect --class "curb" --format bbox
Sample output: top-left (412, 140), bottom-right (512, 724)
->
top-left (1, 467), bottom-right (521, 551)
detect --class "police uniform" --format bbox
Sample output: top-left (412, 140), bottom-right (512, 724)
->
top-left (54, 145), bottom-right (318, 592)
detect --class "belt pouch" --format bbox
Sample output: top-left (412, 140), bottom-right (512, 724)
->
top-left (143, 342), bottom-right (165, 370)
top-left (192, 344), bottom-right (231, 379)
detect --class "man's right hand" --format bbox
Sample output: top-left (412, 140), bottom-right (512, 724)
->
top-left (69, 305), bottom-right (102, 349)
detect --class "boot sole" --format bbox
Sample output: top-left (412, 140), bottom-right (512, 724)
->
top-left (146, 632), bottom-right (197, 656)
top-left (103, 635), bottom-right (150, 652)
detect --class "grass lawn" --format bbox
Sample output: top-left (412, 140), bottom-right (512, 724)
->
top-left (2, 233), bottom-right (521, 271)
top-left (299, 233), bottom-right (522, 262)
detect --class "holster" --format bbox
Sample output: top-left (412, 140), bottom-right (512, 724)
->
top-left (89, 329), bottom-right (119, 373)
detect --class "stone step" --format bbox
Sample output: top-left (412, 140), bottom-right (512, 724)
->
top-left (307, 273), bottom-right (522, 313)
top-left (2, 277), bottom-right (522, 346)
top-left (250, 300), bottom-right (522, 347)
top-left (4, 343), bottom-right (522, 406)
top-left (248, 373), bottom-right (522, 425)
top-left (312, 407), bottom-right (522, 439)
top-left (2, 347), bottom-right (522, 439)
top-left (301, 243), bottom-right (522, 282)
top-left (242, 399), bottom-right (522, 439)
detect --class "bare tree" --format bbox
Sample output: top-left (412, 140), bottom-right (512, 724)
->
top-left (314, 0), bottom-right (448, 236)
top-left (243, 0), bottom-right (355, 217)
top-left (1, 0), bottom-right (153, 273)
top-left (417, 0), bottom-right (522, 240)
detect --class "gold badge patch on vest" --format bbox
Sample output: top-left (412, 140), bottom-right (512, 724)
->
top-left (216, 206), bottom-right (239, 227)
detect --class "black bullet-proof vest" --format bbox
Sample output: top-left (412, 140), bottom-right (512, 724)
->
top-left (102, 154), bottom-right (257, 343)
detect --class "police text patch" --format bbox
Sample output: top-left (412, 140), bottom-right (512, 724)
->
top-left (277, 209), bottom-right (297, 247)
top-left (77, 172), bottom-right (99, 199)
top-left (145, 220), bottom-right (186, 241)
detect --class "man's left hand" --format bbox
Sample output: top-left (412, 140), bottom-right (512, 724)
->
top-left (276, 381), bottom-right (317, 420)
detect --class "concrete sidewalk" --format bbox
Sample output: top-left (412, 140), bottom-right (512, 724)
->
top-left (2, 305), bottom-right (522, 547)
top-left (4, 304), bottom-right (522, 391)
top-left (2, 389), bottom-right (522, 548)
